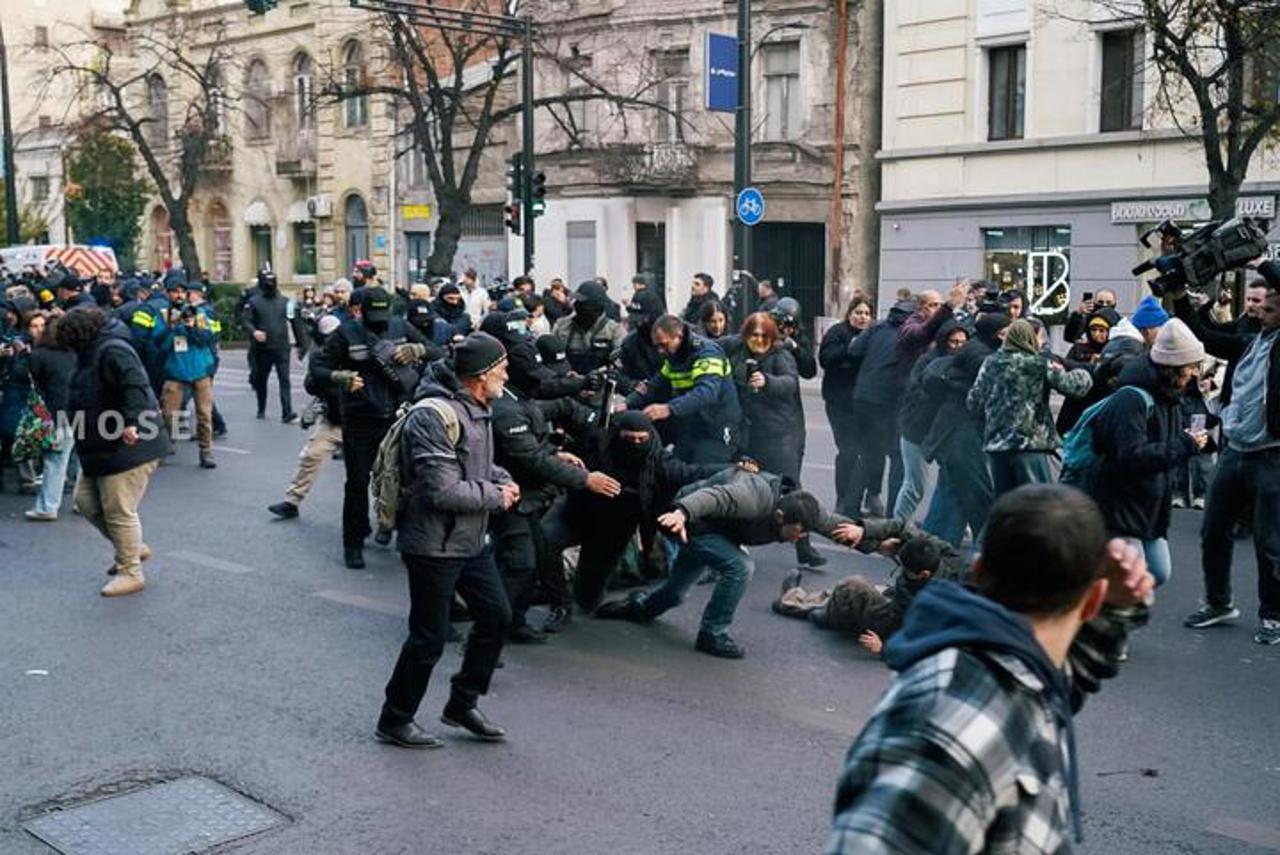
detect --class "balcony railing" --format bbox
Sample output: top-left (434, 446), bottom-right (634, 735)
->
top-left (597, 141), bottom-right (698, 186)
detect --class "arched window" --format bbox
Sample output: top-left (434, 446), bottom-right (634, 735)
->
top-left (245, 59), bottom-right (272, 140)
top-left (146, 74), bottom-right (168, 148)
top-left (208, 64), bottom-right (226, 135)
top-left (342, 41), bottom-right (368, 129)
top-left (292, 52), bottom-right (314, 130)
top-left (344, 194), bottom-right (369, 271)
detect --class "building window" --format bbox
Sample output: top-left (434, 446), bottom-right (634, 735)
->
top-left (343, 42), bottom-right (368, 129)
top-left (146, 74), bottom-right (168, 148)
top-left (208, 64), bottom-right (226, 136)
top-left (345, 194), bottom-right (370, 270)
top-left (1100, 30), bottom-right (1144, 132)
top-left (762, 42), bottom-right (801, 141)
top-left (251, 225), bottom-right (273, 273)
top-left (983, 226), bottom-right (1072, 316)
top-left (566, 220), bottom-right (597, 286)
top-left (655, 50), bottom-right (690, 143)
top-left (292, 52), bottom-right (314, 131)
top-left (33, 26), bottom-right (48, 49)
top-left (294, 222), bottom-right (317, 276)
top-left (30, 176), bottom-right (50, 203)
top-left (245, 60), bottom-right (272, 141)
top-left (566, 86), bottom-right (595, 143)
top-left (405, 146), bottom-right (428, 189)
top-left (988, 44), bottom-right (1026, 141)
top-left (461, 204), bottom-right (504, 237)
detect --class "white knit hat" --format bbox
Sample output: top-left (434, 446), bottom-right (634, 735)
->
top-left (1150, 318), bottom-right (1206, 367)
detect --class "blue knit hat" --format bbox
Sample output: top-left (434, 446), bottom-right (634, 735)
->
top-left (1131, 295), bottom-right (1169, 330)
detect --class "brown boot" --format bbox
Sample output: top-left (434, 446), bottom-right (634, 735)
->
top-left (101, 572), bottom-right (145, 597)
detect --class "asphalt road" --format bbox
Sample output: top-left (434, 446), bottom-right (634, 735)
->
top-left (1, 358), bottom-right (1277, 854)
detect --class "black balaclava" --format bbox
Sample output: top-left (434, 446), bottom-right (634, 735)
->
top-left (974, 312), bottom-right (1012, 351)
top-left (435, 283), bottom-right (465, 322)
top-left (573, 282), bottom-right (609, 330)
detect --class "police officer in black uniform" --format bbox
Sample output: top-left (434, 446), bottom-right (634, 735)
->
top-left (323, 286), bottom-right (441, 568)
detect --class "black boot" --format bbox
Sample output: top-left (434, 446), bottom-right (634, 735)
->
top-left (594, 591), bottom-right (652, 623)
top-left (268, 501), bottom-right (299, 519)
top-left (795, 536), bottom-right (827, 568)
top-left (696, 630), bottom-right (746, 659)
top-left (375, 719), bottom-right (443, 749)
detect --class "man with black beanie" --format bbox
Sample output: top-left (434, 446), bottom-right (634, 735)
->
top-left (377, 331), bottom-right (518, 749)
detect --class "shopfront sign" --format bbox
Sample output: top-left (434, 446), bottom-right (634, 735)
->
top-left (1111, 196), bottom-right (1275, 224)
top-left (401, 204), bottom-right (433, 221)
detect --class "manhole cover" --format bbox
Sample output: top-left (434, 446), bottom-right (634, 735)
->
top-left (23, 776), bottom-right (286, 854)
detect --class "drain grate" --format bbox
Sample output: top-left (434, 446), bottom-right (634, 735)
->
top-left (23, 775), bottom-right (286, 854)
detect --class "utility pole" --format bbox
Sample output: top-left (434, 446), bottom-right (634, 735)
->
top-left (520, 16), bottom-right (535, 275)
top-left (733, 0), bottom-right (752, 315)
top-left (0, 20), bottom-right (20, 245)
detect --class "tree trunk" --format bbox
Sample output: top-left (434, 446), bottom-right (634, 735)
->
top-left (168, 202), bottom-right (202, 280)
top-left (427, 194), bottom-right (466, 277)
top-left (1207, 175), bottom-right (1240, 221)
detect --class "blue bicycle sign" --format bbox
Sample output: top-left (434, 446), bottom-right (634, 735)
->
top-left (736, 187), bottom-right (766, 226)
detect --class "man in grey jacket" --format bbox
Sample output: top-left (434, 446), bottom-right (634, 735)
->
top-left (376, 332), bottom-right (520, 749)
top-left (596, 470), bottom-right (860, 658)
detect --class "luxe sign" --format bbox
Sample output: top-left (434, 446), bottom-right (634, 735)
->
top-left (1111, 196), bottom-right (1275, 223)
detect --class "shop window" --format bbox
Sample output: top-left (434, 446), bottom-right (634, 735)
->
top-left (988, 44), bottom-right (1025, 141)
top-left (1100, 29), bottom-right (1144, 132)
top-left (983, 225), bottom-right (1072, 316)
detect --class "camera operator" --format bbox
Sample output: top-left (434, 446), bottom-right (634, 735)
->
top-left (771, 297), bottom-right (818, 379)
top-left (1173, 260), bottom-right (1280, 645)
top-left (157, 278), bottom-right (220, 469)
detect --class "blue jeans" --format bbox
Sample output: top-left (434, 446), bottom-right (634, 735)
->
top-left (922, 465), bottom-right (967, 547)
top-left (988, 451), bottom-right (1054, 498)
top-left (32, 429), bottom-right (76, 516)
top-left (1123, 536), bottom-right (1172, 587)
top-left (639, 533), bottom-right (754, 636)
top-left (894, 437), bottom-right (929, 521)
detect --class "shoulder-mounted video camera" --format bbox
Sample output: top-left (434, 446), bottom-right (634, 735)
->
top-left (1132, 217), bottom-right (1269, 298)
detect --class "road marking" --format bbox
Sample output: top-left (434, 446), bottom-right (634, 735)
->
top-left (167, 550), bottom-right (256, 575)
top-left (1208, 818), bottom-right (1280, 852)
top-left (803, 461), bottom-right (835, 472)
top-left (212, 445), bottom-right (252, 455)
top-left (313, 589), bottom-right (407, 618)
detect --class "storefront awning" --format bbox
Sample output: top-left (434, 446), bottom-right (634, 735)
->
top-left (243, 199), bottom-right (273, 226)
top-left (285, 200), bottom-right (312, 224)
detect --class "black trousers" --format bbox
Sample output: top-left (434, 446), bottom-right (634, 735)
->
top-left (381, 549), bottom-right (512, 724)
top-left (342, 418), bottom-right (392, 549)
top-left (848, 406), bottom-right (903, 514)
top-left (1201, 447), bottom-right (1280, 621)
top-left (826, 404), bottom-right (860, 516)
top-left (250, 347), bottom-right (293, 418)
top-left (540, 497), bottom-right (635, 611)
top-left (491, 510), bottom-right (539, 626)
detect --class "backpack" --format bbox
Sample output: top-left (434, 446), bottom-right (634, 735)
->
top-left (1059, 385), bottom-right (1155, 495)
top-left (370, 397), bottom-right (461, 532)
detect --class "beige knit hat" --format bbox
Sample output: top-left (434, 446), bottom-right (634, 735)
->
top-left (1150, 318), bottom-right (1206, 367)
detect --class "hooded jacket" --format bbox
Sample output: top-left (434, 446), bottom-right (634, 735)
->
top-left (829, 580), bottom-right (1146, 854)
top-left (967, 345), bottom-right (1093, 453)
top-left (396, 360), bottom-right (513, 558)
top-left (846, 301), bottom-right (913, 408)
top-left (1089, 357), bottom-right (1198, 539)
top-left (67, 319), bottom-right (171, 477)
top-left (899, 321), bottom-right (962, 445)
top-left (242, 282), bottom-right (307, 353)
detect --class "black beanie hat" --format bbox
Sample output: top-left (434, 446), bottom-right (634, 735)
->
top-left (628, 289), bottom-right (664, 322)
top-left (453, 331), bottom-right (507, 377)
top-left (536, 333), bottom-right (567, 363)
top-left (438, 282), bottom-right (461, 299)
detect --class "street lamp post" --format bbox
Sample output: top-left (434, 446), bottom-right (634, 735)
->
top-left (733, 0), bottom-right (752, 313)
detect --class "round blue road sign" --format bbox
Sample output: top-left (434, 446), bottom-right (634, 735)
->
top-left (736, 187), bottom-right (765, 226)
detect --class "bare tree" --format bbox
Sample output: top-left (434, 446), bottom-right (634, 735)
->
top-left (328, 0), bottom-right (682, 276)
top-left (45, 16), bottom-right (235, 277)
top-left (1088, 0), bottom-right (1280, 218)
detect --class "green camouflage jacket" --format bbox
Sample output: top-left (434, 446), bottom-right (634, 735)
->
top-left (966, 349), bottom-right (1092, 453)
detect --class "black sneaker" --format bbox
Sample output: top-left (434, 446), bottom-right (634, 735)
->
top-left (1184, 603), bottom-right (1240, 628)
top-left (1255, 619), bottom-right (1280, 646)
top-left (344, 547), bottom-right (365, 569)
top-left (696, 630), bottom-right (746, 659)
top-left (542, 605), bottom-right (572, 634)
top-left (374, 527), bottom-right (393, 547)
top-left (268, 501), bottom-right (299, 519)
top-left (282, 412), bottom-right (299, 425)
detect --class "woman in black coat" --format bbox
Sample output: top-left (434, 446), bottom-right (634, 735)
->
top-left (818, 296), bottom-right (872, 516)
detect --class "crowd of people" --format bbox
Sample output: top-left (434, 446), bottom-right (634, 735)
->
top-left (5, 247), bottom-right (1279, 848)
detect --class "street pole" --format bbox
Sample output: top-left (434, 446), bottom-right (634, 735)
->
top-left (521, 17), bottom-right (535, 276)
top-left (733, 0), bottom-right (753, 319)
top-left (0, 20), bottom-right (20, 246)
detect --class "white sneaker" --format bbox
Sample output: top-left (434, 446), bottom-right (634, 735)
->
top-left (1192, 497), bottom-right (1205, 510)
top-left (1171, 496), bottom-right (1186, 509)
top-left (24, 509), bottom-right (56, 522)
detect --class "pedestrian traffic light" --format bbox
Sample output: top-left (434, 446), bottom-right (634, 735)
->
top-left (506, 153), bottom-right (524, 204)
top-left (244, 0), bottom-right (277, 14)
top-left (530, 171), bottom-right (547, 218)
top-left (504, 204), bottom-right (522, 236)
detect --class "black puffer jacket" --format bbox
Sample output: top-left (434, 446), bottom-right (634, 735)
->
top-left (67, 320), bottom-right (171, 477)
top-left (818, 321), bottom-right (862, 413)
top-left (28, 344), bottom-right (76, 417)
top-left (734, 344), bottom-right (804, 481)
top-left (1090, 357), bottom-right (1198, 540)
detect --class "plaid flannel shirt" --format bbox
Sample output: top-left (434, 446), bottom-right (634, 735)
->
top-left (827, 605), bottom-right (1147, 855)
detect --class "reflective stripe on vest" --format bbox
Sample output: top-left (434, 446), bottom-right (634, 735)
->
top-left (131, 310), bottom-right (156, 329)
top-left (660, 355), bottom-right (730, 390)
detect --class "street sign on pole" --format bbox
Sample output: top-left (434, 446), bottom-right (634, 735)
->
top-left (706, 33), bottom-right (738, 113)
top-left (736, 187), bottom-right (765, 226)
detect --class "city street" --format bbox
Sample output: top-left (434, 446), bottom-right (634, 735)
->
top-left (1, 359), bottom-right (1278, 854)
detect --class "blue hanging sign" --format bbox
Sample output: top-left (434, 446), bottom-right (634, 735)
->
top-left (706, 32), bottom-right (738, 114)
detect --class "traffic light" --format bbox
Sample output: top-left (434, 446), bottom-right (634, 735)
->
top-left (530, 171), bottom-right (547, 218)
top-left (245, 0), bottom-right (277, 14)
top-left (504, 204), bottom-right (522, 236)
top-left (506, 152), bottom-right (524, 204)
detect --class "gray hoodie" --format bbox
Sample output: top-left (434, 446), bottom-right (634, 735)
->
top-left (396, 360), bottom-right (513, 558)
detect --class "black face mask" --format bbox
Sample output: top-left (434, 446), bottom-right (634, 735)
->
top-left (365, 318), bottom-right (389, 336)
top-left (574, 303), bottom-right (604, 329)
